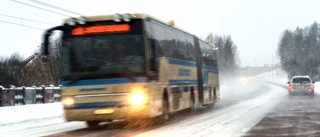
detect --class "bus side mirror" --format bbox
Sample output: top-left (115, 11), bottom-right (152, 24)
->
top-left (42, 25), bottom-right (65, 55)
top-left (43, 33), bottom-right (51, 55)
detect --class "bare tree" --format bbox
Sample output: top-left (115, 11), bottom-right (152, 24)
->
top-left (0, 36), bottom-right (61, 87)
top-left (0, 53), bottom-right (24, 87)
top-left (25, 36), bottom-right (61, 86)
top-left (207, 33), bottom-right (240, 83)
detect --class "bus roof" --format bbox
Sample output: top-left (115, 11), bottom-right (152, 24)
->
top-left (63, 13), bottom-right (159, 25)
top-left (63, 13), bottom-right (215, 47)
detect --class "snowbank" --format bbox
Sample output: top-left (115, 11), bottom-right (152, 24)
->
top-left (0, 103), bottom-right (63, 125)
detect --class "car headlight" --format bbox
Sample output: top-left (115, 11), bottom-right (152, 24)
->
top-left (240, 77), bottom-right (248, 85)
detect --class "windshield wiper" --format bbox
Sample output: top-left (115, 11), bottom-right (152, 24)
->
top-left (65, 65), bottom-right (142, 85)
top-left (81, 66), bottom-right (100, 72)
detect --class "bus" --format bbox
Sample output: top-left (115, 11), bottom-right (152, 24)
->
top-left (42, 13), bottom-right (220, 127)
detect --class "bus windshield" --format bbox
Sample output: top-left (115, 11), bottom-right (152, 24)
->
top-left (60, 34), bottom-right (145, 81)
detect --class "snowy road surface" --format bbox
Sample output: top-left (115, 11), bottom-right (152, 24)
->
top-left (244, 92), bottom-right (320, 137)
top-left (134, 81), bottom-right (286, 137)
top-left (0, 77), bottom-right (292, 137)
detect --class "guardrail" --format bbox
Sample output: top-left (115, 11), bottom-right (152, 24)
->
top-left (0, 85), bottom-right (61, 107)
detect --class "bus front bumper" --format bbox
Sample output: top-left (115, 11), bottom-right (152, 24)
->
top-left (64, 105), bottom-right (152, 122)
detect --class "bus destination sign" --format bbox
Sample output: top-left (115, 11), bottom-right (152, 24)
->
top-left (72, 24), bottom-right (130, 35)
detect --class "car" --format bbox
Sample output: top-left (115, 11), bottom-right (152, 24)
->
top-left (287, 75), bottom-right (315, 98)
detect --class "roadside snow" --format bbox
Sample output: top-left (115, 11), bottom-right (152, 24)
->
top-left (0, 103), bottom-right (65, 135)
top-left (0, 103), bottom-right (86, 137)
top-left (0, 103), bottom-right (63, 125)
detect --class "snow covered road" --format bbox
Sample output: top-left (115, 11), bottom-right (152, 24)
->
top-left (135, 81), bottom-right (286, 137)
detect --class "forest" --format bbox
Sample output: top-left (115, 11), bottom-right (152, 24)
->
top-left (278, 22), bottom-right (320, 80)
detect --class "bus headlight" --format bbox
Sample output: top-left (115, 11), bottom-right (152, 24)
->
top-left (129, 92), bottom-right (147, 105)
top-left (62, 97), bottom-right (74, 107)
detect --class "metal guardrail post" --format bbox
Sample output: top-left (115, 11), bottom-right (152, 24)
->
top-left (36, 86), bottom-right (44, 104)
top-left (44, 85), bottom-right (54, 103)
top-left (24, 86), bottom-right (37, 104)
top-left (0, 87), bottom-right (15, 106)
top-left (54, 87), bottom-right (61, 102)
top-left (19, 86), bottom-right (26, 105)
top-left (53, 86), bottom-right (61, 102)
top-left (13, 85), bottom-right (25, 106)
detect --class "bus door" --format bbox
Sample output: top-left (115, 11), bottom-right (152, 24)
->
top-left (194, 36), bottom-right (204, 105)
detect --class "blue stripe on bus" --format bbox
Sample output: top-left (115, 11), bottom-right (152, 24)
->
top-left (61, 77), bottom-right (148, 87)
top-left (71, 102), bottom-right (126, 109)
top-left (168, 59), bottom-right (197, 67)
top-left (169, 79), bottom-right (197, 85)
top-left (169, 85), bottom-right (209, 92)
top-left (168, 58), bottom-right (218, 74)
top-left (203, 65), bottom-right (219, 73)
top-left (168, 79), bottom-right (208, 90)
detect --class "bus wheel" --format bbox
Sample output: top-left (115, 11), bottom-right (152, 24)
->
top-left (86, 121), bottom-right (100, 128)
top-left (208, 89), bottom-right (215, 109)
top-left (189, 90), bottom-right (196, 113)
top-left (162, 98), bottom-right (170, 121)
top-left (157, 97), bottom-right (169, 124)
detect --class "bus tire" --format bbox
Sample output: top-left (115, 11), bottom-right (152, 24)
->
top-left (162, 97), bottom-right (170, 121)
top-left (208, 88), bottom-right (215, 109)
top-left (158, 92), bottom-right (169, 123)
top-left (189, 88), bottom-right (196, 113)
top-left (86, 121), bottom-right (100, 128)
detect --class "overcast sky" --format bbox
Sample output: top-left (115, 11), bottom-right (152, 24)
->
top-left (1, 0), bottom-right (320, 67)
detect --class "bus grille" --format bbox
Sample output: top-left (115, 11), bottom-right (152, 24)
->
top-left (70, 93), bottom-right (130, 109)
top-left (74, 93), bottom-right (129, 98)
top-left (173, 93), bottom-right (180, 109)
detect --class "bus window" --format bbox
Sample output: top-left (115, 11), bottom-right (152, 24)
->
top-left (199, 40), bottom-right (217, 67)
